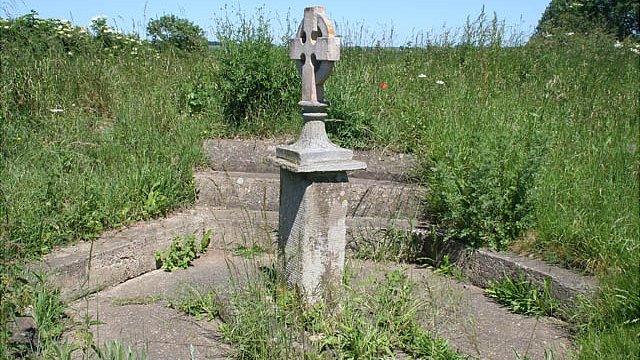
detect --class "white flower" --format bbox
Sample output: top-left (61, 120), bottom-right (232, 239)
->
top-left (630, 48), bottom-right (640, 55)
top-left (49, 108), bottom-right (64, 113)
top-left (417, 73), bottom-right (427, 78)
top-left (544, 33), bottom-right (553, 38)
top-left (435, 80), bottom-right (445, 85)
top-left (566, 32), bottom-right (575, 36)
top-left (91, 15), bottom-right (106, 22)
top-left (2, 25), bottom-right (9, 30)
top-left (67, 51), bottom-right (73, 55)
top-left (614, 41), bottom-right (623, 48)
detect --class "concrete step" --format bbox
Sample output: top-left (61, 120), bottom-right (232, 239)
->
top-left (37, 206), bottom-right (412, 302)
top-left (203, 138), bottom-right (417, 181)
top-left (65, 250), bottom-right (571, 360)
top-left (195, 170), bottom-right (426, 219)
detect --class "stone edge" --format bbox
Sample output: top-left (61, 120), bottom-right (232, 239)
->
top-left (411, 228), bottom-right (598, 309)
top-left (33, 207), bottom-right (412, 303)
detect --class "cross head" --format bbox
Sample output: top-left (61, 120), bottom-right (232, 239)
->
top-left (289, 6), bottom-right (340, 104)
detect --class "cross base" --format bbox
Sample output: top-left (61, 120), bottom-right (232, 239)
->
top-left (278, 169), bottom-right (350, 304)
top-left (275, 144), bottom-right (366, 173)
top-left (275, 104), bottom-right (366, 173)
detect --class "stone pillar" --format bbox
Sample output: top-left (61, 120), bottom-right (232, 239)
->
top-left (276, 6), bottom-right (366, 303)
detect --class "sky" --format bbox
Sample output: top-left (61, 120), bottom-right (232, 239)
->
top-left (2, 1), bottom-right (551, 45)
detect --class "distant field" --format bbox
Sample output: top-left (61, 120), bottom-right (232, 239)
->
top-left (1, 13), bottom-right (638, 358)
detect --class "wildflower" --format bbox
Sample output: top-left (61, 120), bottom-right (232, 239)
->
top-left (91, 15), bottom-right (107, 21)
top-left (418, 73), bottom-right (427, 78)
top-left (544, 33), bottom-right (553, 38)
top-left (49, 108), bottom-right (64, 113)
top-left (67, 51), bottom-right (73, 55)
top-left (379, 81), bottom-right (389, 90)
top-left (435, 80), bottom-right (445, 85)
top-left (630, 48), bottom-right (640, 55)
top-left (2, 25), bottom-right (9, 30)
top-left (565, 32), bottom-right (575, 36)
top-left (614, 41), bottom-right (623, 48)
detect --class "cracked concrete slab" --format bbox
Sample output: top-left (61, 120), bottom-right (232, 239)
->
top-left (65, 249), bottom-right (572, 360)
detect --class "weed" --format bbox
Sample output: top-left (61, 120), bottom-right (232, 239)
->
top-left (92, 340), bottom-right (147, 360)
top-left (351, 227), bottom-right (423, 263)
top-left (154, 230), bottom-right (212, 271)
top-left (433, 255), bottom-right (465, 281)
top-left (213, 6), bottom-right (299, 133)
top-left (169, 288), bottom-right (220, 321)
top-left (485, 274), bottom-right (559, 317)
top-left (232, 244), bottom-right (265, 258)
top-left (218, 266), bottom-right (462, 359)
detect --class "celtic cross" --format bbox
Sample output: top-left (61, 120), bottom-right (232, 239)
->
top-left (289, 6), bottom-right (340, 105)
top-left (276, 5), bottom-right (364, 172)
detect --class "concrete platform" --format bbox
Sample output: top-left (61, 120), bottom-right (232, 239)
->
top-left (202, 138), bottom-right (417, 181)
top-left (195, 170), bottom-right (425, 219)
top-left (64, 250), bottom-right (572, 360)
top-left (37, 206), bottom-right (412, 302)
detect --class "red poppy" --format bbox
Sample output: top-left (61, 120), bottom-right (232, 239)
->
top-left (379, 81), bottom-right (389, 90)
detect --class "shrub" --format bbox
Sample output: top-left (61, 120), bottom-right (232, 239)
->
top-left (0, 11), bottom-right (92, 54)
top-left (535, 0), bottom-right (639, 40)
top-left (213, 8), bottom-right (299, 133)
top-left (90, 16), bottom-right (146, 56)
top-left (147, 14), bottom-right (208, 52)
top-left (423, 132), bottom-right (543, 250)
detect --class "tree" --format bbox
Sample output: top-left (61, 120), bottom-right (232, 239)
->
top-left (535, 0), bottom-right (639, 39)
top-left (146, 15), bottom-right (208, 52)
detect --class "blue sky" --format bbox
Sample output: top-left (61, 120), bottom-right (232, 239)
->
top-left (3, 1), bottom-right (550, 44)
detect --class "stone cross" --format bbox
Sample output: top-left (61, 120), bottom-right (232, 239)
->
top-left (275, 6), bottom-right (366, 304)
top-left (289, 6), bottom-right (340, 104)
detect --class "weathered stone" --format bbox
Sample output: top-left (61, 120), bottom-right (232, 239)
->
top-left (276, 6), bottom-right (366, 303)
top-left (411, 228), bottom-right (598, 310)
top-left (8, 316), bottom-right (38, 349)
top-left (202, 138), bottom-right (418, 181)
top-left (63, 251), bottom-right (572, 360)
top-left (35, 204), bottom-right (411, 303)
top-left (459, 248), bottom-right (598, 305)
top-left (278, 170), bottom-right (349, 302)
top-left (276, 6), bottom-right (365, 172)
top-left (194, 170), bottom-right (425, 219)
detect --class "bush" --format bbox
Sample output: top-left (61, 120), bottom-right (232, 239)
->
top-left (147, 14), bottom-right (208, 52)
top-left (535, 0), bottom-right (639, 39)
top-left (0, 11), bottom-right (92, 54)
top-left (91, 16), bottom-right (147, 56)
top-left (213, 8), bottom-right (299, 133)
top-left (423, 129), bottom-right (543, 250)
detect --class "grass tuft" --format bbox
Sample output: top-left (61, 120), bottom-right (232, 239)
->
top-left (485, 274), bottom-right (559, 317)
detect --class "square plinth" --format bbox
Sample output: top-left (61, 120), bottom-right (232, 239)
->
top-left (278, 169), bottom-right (350, 303)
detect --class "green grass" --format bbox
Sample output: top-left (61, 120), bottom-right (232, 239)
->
top-left (232, 244), bottom-right (266, 258)
top-left (168, 288), bottom-right (220, 321)
top-left (1, 10), bottom-right (638, 358)
top-left (485, 274), bottom-right (559, 317)
top-left (217, 267), bottom-right (461, 359)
